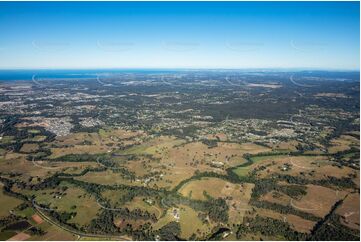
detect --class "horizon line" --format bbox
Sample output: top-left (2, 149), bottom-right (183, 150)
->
top-left (0, 67), bottom-right (359, 72)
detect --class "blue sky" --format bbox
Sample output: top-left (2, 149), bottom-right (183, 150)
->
top-left (0, 1), bottom-right (359, 70)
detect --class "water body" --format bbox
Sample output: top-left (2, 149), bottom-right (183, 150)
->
top-left (0, 69), bottom-right (188, 81)
top-left (0, 69), bottom-right (358, 82)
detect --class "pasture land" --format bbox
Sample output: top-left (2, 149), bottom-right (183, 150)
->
top-left (255, 208), bottom-right (316, 233)
top-left (20, 143), bottom-right (39, 153)
top-left (0, 184), bottom-right (23, 217)
top-left (179, 177), bottom-right (254, 224)
top-left (328, 135), bottom-right (359, 154)
top-left (30, 182), bottom-right (100, 226)
top-left (336, 193), bottom-right (360, 230)
top-left (123, 196), bottom-right (163, 219)
top-left (290, 185), bottom-right (347, 218)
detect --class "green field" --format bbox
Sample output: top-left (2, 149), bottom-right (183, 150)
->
top-left (30, 182), bottom-right (100, 226)
top-left (0, 185), bottom-right (23, 217)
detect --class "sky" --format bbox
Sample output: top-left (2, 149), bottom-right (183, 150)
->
top-left (0, 1), bottom-right (359, 70)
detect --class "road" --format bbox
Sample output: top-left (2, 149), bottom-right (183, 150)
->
top-left (289, 75), bottom-right (314, 88)
top-left (33, 204), bottom-right (132, 241)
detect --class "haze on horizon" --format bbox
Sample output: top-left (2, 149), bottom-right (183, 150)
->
top-left (0, 1), bottom-right (359, 70)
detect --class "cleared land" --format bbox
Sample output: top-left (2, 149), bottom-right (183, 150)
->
top-left (0, 184), bottom-right (23, 217)
top-left (336, 193), bottom-right (360, 230)
top-left (179, 177), bottom-right (254, 224)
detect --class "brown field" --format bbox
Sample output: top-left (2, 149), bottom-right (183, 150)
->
top-left (167, 141), bottom-right (269, 170)
top-left (143, 136), bottom-right (186, 157)
top-left (152, 167), bottom-right (207, 190)
top-left (336, 193), bottom-right (360, 230)
top-left (205, 133), bottom-right (228, 142)
top-left (31, 214), bottom-right (44, 224)
top-left (328, 135), bottom-right (359, 154)
top-left (255, 208), bottom-right (316, 233)
top-left (20, 143), bottom-right (39, 153)
top-left (124, 156), bottom-right (162, 177)
top-left (261, 190), bottom-right (291, 207)
top-left (290, 185), bottom-right (348, 218)
top-left (179, 177), bottom-right (229, 200)
top-left (251, 155), bottom-right (355, 181)
top-left (272, 141), bottom-right (298, 152)
top-left (179, 177), bottom-right (254, 224)
top-left (260, 185), bottom-right (347, 218)
top-left (7, 232), bottom-right (31, 241)
top-left (286, 214), bottom-right (316, 233)
top-left (116, 218), bottom-right (150, 232)
top-left (3, 151), bottom-right (24, 161)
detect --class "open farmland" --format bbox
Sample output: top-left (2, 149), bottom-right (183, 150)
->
top-left (0, 69), bottom-right (359, 241)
